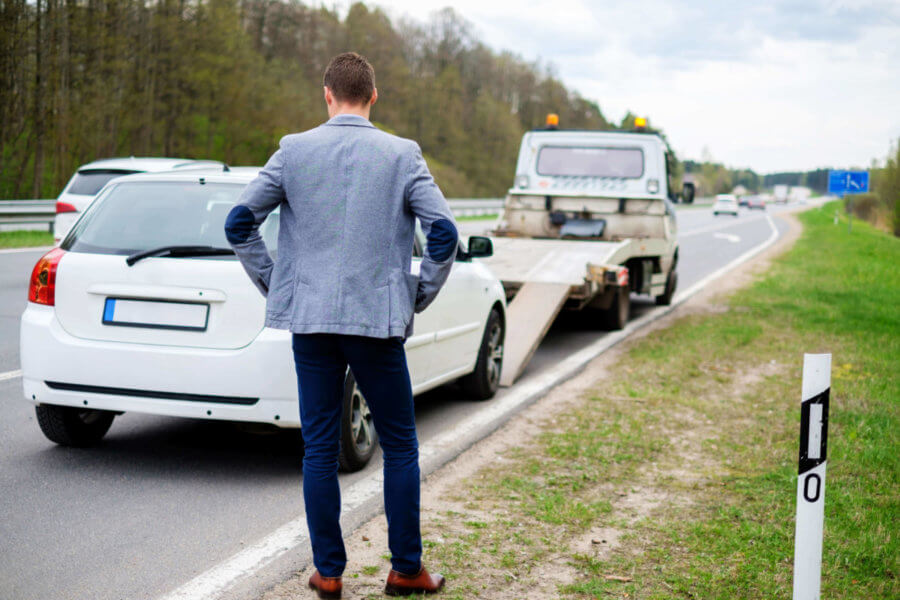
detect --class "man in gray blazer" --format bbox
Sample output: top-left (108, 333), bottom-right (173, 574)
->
top-left (225, 53), bottom-right (455, 598)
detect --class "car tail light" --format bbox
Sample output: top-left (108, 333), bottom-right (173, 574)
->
top-left (56, 201), bottom-right (77, 214)
top-left (28, 248), bottom-right (66, 305)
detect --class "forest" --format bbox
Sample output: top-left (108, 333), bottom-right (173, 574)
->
top-left (0, 0), bottom-right (610, 199)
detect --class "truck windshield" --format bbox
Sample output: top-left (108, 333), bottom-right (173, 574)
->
top-left (537, 146), bottom-right (644, 178)
top-left (61, 181), bottom-right (279, 256)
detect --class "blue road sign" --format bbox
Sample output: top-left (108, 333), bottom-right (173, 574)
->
top-left (828, 170), bottom-right (869, 195)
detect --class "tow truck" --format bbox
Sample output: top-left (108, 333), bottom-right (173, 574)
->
top-left (483, 115), bottom-right (694, 385)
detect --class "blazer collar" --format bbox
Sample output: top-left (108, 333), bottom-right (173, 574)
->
top-left (325, 114), bottom-right (375, 128)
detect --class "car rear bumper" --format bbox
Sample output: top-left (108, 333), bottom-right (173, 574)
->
top-left (20, 303), bottom-right (300, 426)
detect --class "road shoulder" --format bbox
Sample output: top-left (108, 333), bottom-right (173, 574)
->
top-left (256, 211), bottom-right (808, 600)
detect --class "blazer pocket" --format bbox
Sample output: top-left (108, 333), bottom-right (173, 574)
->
top-left (265, 260), bottom-right (294, 317)
top-left (389, 270), bottom-right (420, 330)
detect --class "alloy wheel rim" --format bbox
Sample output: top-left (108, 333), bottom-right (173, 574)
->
top-left (350, 383), bottom-right (374, 454)
top-left (487, 323), bottom-right (504, 387)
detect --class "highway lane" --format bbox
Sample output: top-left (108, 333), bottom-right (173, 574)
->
top-left (0, 204), bottom-right (793, 600)
top-left (0, 248), bottom-right (51, 373)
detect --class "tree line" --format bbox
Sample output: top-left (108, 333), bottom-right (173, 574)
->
top-left (0, 0), bottom-right (609, 199)
top-left (847, 141), bottom-right (900, 236)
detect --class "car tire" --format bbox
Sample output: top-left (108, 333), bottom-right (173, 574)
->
top-left (600, 286), bottom-right (630, 330)
top-left (338, 370), bottom-right (377, 473)
top-left (656, 269), bottom-right (678, 306)
top-left (713, 211), bottom-right (719, 216)
top-left (459, 308), bottom-right (505, 400)
top-left (35, 404), bottom-right (115, 447)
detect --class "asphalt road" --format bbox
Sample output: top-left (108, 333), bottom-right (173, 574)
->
top-left (0, 204), bottom-right (792, 600)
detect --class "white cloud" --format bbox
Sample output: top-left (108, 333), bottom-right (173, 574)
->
top-left (367, 0), bottom-right (900, 172)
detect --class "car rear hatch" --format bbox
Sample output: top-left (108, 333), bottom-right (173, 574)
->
top-left (54, 178), bottom-right (278, 350)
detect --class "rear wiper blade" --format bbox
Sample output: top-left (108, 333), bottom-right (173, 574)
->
top-left (126, 245), bottom-right (235, 266)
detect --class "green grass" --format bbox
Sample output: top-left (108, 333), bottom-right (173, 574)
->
top-left (0, 229), bottom-right (54, 248)
top-left (419, 201), bottom-right (899, 598)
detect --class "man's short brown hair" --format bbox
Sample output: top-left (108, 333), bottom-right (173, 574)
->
top-left (323, 52), bottom-right (375, 106)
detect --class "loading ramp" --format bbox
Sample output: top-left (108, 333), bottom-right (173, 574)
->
top-left (482, 237), bottom-right (642, 386)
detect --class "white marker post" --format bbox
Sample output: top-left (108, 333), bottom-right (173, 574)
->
top-left (792, 353), bottom-right (831, 600)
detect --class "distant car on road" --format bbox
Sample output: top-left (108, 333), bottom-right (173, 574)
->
top-left (22, 168), bottom-right (507, 472)
top-left (713, 194), bottom-right (739, 216)
top-left (53, 157), bottom-right (221, 243)
top-left (738, 196), bottom-right (749, 207)
top-left (747, 196), bottom-right (766, 210)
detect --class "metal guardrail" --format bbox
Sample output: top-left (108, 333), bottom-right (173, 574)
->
top-left (446, 198), bottom-right (503, 216)
top-left (1, 196), bottom-right (712, 233)
top-left (0, 199), bottom-right (56, 232)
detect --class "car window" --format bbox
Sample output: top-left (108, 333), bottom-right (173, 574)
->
top-left (61, 181), bottom-right (278, 256)
top-left (536, 146), bottom-right (644, 178)
top-left (67, 169), bottom-right (139, 195)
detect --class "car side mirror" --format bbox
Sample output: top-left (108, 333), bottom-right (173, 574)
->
top-left (467, 236), bottom-right (493, 258)
top-left (682, 182), bottom-right (695, 204)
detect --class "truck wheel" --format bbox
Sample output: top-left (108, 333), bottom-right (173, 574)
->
top-left (656, 270), bottom-right (678, 306)
top-left (338, 370), bottom-right (378, 473)
top-left (459, 308), bottom-right (504, 400)
top-left (600, 286), bottom-right (630, 330)
top-left (35, 404), bottom-right (115, 446)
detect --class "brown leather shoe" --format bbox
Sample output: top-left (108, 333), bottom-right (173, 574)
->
top-left (308, 570), bottom-right (342, 599)
top-left (384, 565), bottom-right (445, 596)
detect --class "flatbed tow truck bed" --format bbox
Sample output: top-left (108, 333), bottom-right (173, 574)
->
top-left (482, 236), bottom-right (661, 385)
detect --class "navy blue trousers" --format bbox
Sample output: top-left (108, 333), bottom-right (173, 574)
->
top-left (291, 333), bottom-right (421, 578)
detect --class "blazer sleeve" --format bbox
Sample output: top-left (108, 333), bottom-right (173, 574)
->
top-left (224, 146), bottom-right (285, 297)
top-left (405, 143), bottom-right (459, 313)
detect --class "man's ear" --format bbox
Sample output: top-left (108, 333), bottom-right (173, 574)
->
top-left (323, 86), bottom-right (333, 106)
top-left (370, 88), bottom-right (378, 106)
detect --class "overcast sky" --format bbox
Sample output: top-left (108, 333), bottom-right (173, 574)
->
top-left (367, 0), bottom-right (900, 173)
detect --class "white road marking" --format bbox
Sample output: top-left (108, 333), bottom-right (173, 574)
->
top-left (0, 245), bottom-right (53, 254)
top-left (156, 212), bottom-right (782, 600)
top-left (679, 214), bottom-right (766, 238)
top-left (0, 369), bottom-right (23, 382)
top-left (713, 232), bottom-right (741, 243)
top-left (674, 213), bottom-right (778, 302)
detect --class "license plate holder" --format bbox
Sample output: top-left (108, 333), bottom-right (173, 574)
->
top-left (102, 298), bottom-right (210, 332)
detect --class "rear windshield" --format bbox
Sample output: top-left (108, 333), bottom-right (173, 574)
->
top-left (536, 146), bottom-right (644, 178)
top-left (67, 169), bottom-right (139, 195)
top-left (61, 181), bottom-right (279, 256)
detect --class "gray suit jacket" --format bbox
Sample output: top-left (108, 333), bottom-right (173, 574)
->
top-left (224, 114), bottom-right (458, 339)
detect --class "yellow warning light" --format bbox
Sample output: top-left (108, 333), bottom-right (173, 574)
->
top-left (546, 113), bottom-right (560, 127)
top-left (634, 117), bottom-right (647, 130)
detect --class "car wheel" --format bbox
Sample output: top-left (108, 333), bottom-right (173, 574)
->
top-left (459, 308), bottom-right (504, 400)
top-left (600, 286), bottom-right (630, 330)
top-left (655, 269), bottom-right (678, 306)
top-left (338, 370), bottom-right (377, 473)
top-left (713, 211), bottom-right (719, 216)
top-left (35, 404), bottom-right (115, 446)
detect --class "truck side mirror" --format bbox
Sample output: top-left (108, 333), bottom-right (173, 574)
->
top-left (467, 236), bottom-right (493, 258)
top-left (682, 183), bottom-right (695, 204)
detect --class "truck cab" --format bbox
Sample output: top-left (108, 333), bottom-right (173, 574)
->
top-left (503, 128), bottom-right (676, 241)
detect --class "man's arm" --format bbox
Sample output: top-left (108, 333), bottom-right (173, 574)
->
top-left (405, 143), bottom-right (459, 313)
top-left (224, 147), bottom-right (285, 296)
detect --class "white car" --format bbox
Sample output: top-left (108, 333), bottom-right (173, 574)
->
top-left (22, 168), bottom-right (507, 471)
top-left (712, 194), bottom-right (739, 216)
top-left (53, 157), bottom-right (222, 244)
